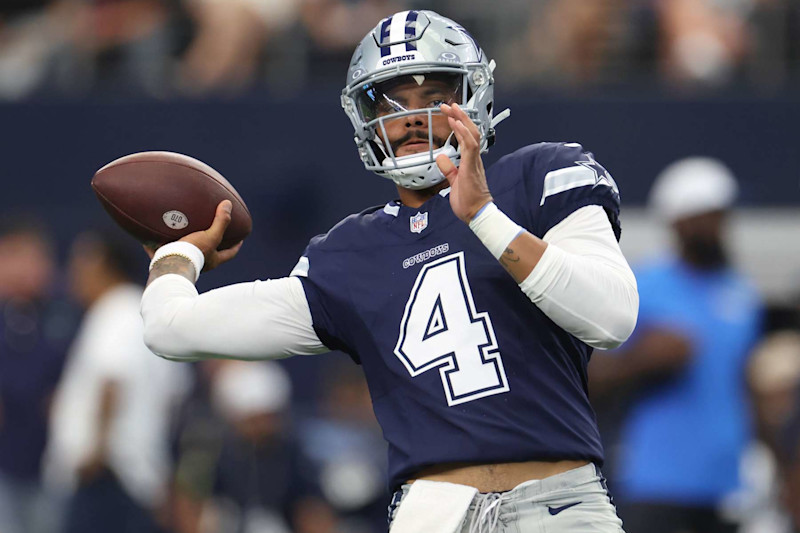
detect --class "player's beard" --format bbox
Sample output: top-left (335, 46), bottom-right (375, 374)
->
top-left (391, 130), bottom-right (447, 156)
top-left (682, 234), bottom-right (729, 270)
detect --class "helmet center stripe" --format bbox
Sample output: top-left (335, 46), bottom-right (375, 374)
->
top-left (388, 10), bottom-right (411, 56)
top-left (405, 11), bottom-right (418, 51)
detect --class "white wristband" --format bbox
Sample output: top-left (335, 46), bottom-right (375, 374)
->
top-left (149, 242), bottom-right (205, 283)
top-left (468, 202), bottom-right (524, 259)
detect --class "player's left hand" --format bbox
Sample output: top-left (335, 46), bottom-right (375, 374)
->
top-left (436, 103), bottom-right (493, 223)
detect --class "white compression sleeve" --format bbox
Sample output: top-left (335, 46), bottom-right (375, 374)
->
top-left (519, 205), bottom-right (639, 350)
top-left (141, 275), bottom-right (328, 361)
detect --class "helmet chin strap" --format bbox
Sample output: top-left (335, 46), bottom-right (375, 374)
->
top-left (491, 108), bottom-right (511, 128)
top-left (380, 140), bottom-right (459, 190)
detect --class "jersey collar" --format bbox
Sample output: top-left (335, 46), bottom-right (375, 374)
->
top-left (383, 187), bottom-right (451, 218)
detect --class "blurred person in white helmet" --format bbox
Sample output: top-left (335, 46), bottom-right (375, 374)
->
top-left (649, 157), bottom-right (739, 269)
top-left (591, 157), bottom-right (763, 533)
top-left (141, 9), bottom-right (640, 532)
top-left (171, 361), bottom-right (337, 533)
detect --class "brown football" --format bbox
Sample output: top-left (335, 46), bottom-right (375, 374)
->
top-left (91, 151), bottom-right (252, 250)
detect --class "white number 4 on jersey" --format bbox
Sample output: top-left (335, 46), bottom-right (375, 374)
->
top-left (394, 252), bottom-right (510, 406)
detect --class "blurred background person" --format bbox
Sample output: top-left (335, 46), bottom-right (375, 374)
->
top-left (298, 0), bottom-right (402, 83)
top-left (177, 0), bottom-right (299, 96)
top-left (781, 381), bottom-right (800, 533)
top-left (43, 230), bottom-right (191, 533)
top-left (0, 0), bottom-right (180, 99)
top-left (171, 360), bottom-right (336, 533)
top-left (590, 157), bottom-right (763, 533)
top-left (298, 362), bottom-right (387, 533)
top-left (656, 0), bottom-right (750, 88)
top-left (505, 0), bottom-right (645, 88)
top-left (49, 0), bottom-right (181, 98)
top-left (0, 0), bottom-right (797, 98)
top-left (0, 218), bottom-right (77, 533)
top-left (0, 0), bottom-right (69, 99)
top-left (738, 331), bottom-right (800, 533)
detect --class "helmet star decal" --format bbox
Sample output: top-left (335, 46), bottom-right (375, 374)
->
top-left (446, 25), bottom-right (482, 59)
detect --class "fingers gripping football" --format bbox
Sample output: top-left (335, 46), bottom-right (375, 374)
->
top-left (436, 103), bottom-right (492, 224)
top-left (181, 200), bottom-right (243, 271)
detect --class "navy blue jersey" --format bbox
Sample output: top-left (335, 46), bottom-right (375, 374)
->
top-left (293, 142), bottom-right (621, 490)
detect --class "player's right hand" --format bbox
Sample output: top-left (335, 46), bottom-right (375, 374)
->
top-left (181, 200), bottom-right (243, 271)
top-left (143, 200), bottom-right (243, 271)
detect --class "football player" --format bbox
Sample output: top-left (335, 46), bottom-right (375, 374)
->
top-left (142, 10), bottom-right (638, 532)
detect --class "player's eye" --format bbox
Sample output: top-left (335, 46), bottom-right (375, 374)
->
top-left (425, 90), bottom-right (457, 109)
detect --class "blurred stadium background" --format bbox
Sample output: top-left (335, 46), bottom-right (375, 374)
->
top-left (1, 0), bottom-right (799, 532)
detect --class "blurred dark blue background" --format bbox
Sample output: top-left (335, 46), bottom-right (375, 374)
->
top-left (4, 94), bottom-right (799, 290)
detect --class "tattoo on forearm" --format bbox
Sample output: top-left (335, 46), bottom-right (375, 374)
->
top-left (499, 247), bottom-right (521, 269)
top-left (147, 255), bottom-right (196, 286)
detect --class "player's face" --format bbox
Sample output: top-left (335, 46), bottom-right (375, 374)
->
top-left (362, 75), bottom-right (461, 157)
top-left (377, 79), bottom-right (455, 157)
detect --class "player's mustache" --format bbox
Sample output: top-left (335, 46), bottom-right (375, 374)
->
top-left (391, 131), bottom-right (446, 154)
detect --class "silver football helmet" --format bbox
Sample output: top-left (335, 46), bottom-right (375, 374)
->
top-left (341, 10), bottom-right (510, 190)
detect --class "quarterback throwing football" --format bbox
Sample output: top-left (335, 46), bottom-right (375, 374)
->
top-left (143, 11), bottom-right (638, 532)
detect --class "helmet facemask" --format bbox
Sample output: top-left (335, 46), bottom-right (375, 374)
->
top-left (357, 73), bottom-right (466, 189)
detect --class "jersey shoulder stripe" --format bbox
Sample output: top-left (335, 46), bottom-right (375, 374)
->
top-left (487, 141), bottom-right (622, 241)
top-left (540, 142), bottom-right (620, 205)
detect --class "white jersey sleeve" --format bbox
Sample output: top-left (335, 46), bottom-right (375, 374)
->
top-left (141, 275), bottom-right (328, 361)
top-left (519, 204), bottom-right (639, 350)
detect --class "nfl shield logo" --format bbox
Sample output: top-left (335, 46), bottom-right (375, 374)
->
top-left (410, 212), bottom-right (428, 233)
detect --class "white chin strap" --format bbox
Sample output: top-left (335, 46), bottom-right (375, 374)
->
top-left (382, 143), bottom-right (459, 190)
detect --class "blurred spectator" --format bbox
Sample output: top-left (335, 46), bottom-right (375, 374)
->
top-left (781, 389), bottom-right (800, 532)
top-left (736, 331), bottom-right (800, 533)
top-left (177, 0), bottom-right (299, 95)
top-left (0, 1), bottom-right (64, 99)
top-left (509, 0), bottom-right (627, 86)
top-left (500, 0), bottom-right (657, 88)
top-left (172, 360), bottom-right (335, 533)
top-left (298, 0), bottom-right (402, 83)
top-left (0, 0), bottom-right (799, 97)
top-left (43, 231), bottom-right (191, 533)
top-left (590, 157), bottom-right (762, 533)
top-left (0, 218), bottom-right (76, 533)
top-left (749, 331), bottom-right (800, 460)
top-left (300, 0), bottom-right (400, 52)
top-left (299, 362), bottom-right (386, 533)
top-left (0, 0), bottom-right (181, 99)
top-left (51, 0), bottom-right (180, 97)
top-left (657, 0), bottom-right (750, 87)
